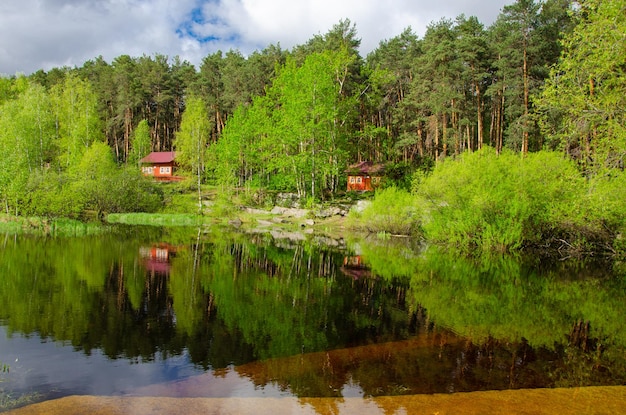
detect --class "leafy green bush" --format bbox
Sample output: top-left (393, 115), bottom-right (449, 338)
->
top-left (415, 148), bottom-right (589, 252)
top-left (347, 186), bottom-right (421, 235)
top-left (24, 170), bottom-right (85, 219)
top-left (586, 171), bottom-right (626, 255)
top-left (24, 144), bottom-right (163, 219)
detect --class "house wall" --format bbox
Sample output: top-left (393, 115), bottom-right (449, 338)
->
top-left (142, 162), bottom-right (174, 178)
top-left (154, 162), bottom-right (174, 178)
top-left (347, 175), bottom-right (372, 191)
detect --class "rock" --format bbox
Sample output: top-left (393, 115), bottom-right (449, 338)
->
top-left (270, 206), bottom-right (288, 215)
top-left (270, 207), bottom-right (309, 218)
top-left (315, 207), bottom-right (345, 218)
top-left (245, 208), bottom-right (269, 215)
top-left (276, 192), bottom-right (301, 208)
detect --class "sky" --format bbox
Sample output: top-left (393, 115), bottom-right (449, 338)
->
top-left (0, 0), bottom-right (513, 76)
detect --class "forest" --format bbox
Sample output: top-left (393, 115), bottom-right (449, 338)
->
top-left (0, 0), bottom-right (624, 254)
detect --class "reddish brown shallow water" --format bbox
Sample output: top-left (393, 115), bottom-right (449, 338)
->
top-left (6, 386), bottom-right (626, 415)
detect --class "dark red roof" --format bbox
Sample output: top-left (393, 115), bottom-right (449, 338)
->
top-left (140, 151), bottom-right (176, 164)
top-left (346, 161), bottom-right (385, 175)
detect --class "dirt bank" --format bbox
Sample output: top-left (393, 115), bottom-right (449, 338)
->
top-left (5, 386), bottom-right (626, 415)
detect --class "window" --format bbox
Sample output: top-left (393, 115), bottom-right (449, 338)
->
top-left (356, 177), bottom-right (362, 184)
top-left (160, 166), bottom-right (171, 174)
top-left (349, 177), bottom-right (355, 184)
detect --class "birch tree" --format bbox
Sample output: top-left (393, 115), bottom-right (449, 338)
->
top-left (538, 0), bottom-right (626, 173)
top-left (175, 96), bottom-right (212, 211)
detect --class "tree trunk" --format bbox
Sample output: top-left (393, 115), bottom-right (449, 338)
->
top-left (476, 82), bottom-right (483, 150)
top-left (522, 45), bottom-right (529, 155)
top-left (442, 112), bottom-right (448, 160)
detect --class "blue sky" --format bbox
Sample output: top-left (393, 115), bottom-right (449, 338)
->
top-left (0, 0), bottom-right (512, 76)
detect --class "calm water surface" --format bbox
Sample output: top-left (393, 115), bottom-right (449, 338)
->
top-left (0, 226), bottom-right (624, 409)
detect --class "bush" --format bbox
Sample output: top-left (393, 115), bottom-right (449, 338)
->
top-left (415, 148), bottom-right (589, 252)
top-left (586, 170), bottom-right (626, 256)
top-left (24, 170), bottom-right (85, 219)
top-left (347, 186), bottom-right (421, 235)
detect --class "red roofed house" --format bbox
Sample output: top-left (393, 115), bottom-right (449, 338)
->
top-left (346, 161), bottom-right (385, 191)
top-left (140, 151), bottom-right (181, 181)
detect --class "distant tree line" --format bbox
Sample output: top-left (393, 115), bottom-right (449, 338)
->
top-left (1, 0), bottom-right (624, 215)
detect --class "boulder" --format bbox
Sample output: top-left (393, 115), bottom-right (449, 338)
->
top-left (270, 207), bottom-right (309, 218)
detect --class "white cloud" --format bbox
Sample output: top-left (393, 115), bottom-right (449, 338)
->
top-left (0, 0), bottom-right (511, 75)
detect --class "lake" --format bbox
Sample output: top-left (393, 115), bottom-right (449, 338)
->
top-left (1, 225), bottom-right (625, 411)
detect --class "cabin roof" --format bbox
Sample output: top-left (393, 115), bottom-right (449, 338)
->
top-left (140, 151), bottom-right (176, 164)
top-left (346, 161), bottom-right (385, 175)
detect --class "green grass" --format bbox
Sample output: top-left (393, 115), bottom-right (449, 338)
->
top-left (106, 212), bottom-right (211, 227)
top-left (0, 215), bottom-right (107, 236)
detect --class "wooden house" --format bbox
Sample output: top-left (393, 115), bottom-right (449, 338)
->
top-left (139, 151), bottom-right (182, 181)
top-left (346, 161), bottom-right (384, 191)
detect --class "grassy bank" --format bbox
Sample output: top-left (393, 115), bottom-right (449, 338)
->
top-left (0, 215), bottom-right (107, 237)
top-left (106, 212), bottom-right (212, 227)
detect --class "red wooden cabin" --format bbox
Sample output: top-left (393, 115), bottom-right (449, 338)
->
top-left (346, 161), bottom-right (384, 191)
top-left (139, 151), bottom-right (183, 181)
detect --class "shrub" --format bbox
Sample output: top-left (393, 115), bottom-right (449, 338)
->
top-left (347, 186), bottom-right (421, 235)
top-left (415, 148), bottom-right (589, 252)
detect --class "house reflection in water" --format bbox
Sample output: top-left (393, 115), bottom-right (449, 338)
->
top-left (139, 244), bottom-right (177, 275)
top-left (340, 256), bottom-right (372, 280)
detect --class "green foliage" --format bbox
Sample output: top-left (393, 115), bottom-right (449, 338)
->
top-left (2, 6), bottom-right (622, 240)
top-left (50, 73), bottom-right (104, 168)
top-left (161, 191), bottom-right (203, 214)
top-left (0, 76), bottom-right (161, 220)
top-left (25, 170), bottom-right (84, 218)
top-left (127, 119), bottom-right (152, 167)
top-left (175, 96), bottom-right (211, 175)
top-left (380, 161), bottom-right (416, 190)
top-left (211, 49), bottom-right (354, 199)
top-left (347, 186), bottom-right (421, 235)
top-left (175, 95), bottom-right (212, 212)
top-left (537, 0), bottom-right (626, 173)
top-left (0, 81), bottom-right (55, 215)
top-left (416, 148), bottom-right (591, 252)
top-left (586, 171), bottom-right (626, 251)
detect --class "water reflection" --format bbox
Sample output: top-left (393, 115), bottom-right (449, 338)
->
top-left (139, 243), bottom-right (179, 275)
top-left (0, 227), bottom-right (625, 406)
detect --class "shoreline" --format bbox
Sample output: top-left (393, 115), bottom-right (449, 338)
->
top-left (6, 386), bottom-right (626, 415)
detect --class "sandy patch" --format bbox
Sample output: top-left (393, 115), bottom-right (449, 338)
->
top-left (5, 386), bottom-right (626, 415)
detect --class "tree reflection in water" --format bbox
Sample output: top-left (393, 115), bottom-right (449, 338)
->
top-left (0, 227), bottom-right (624, 400)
